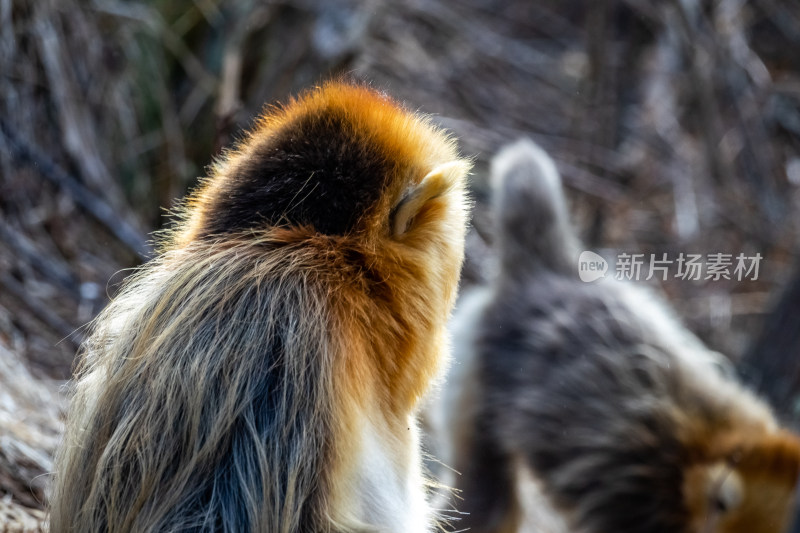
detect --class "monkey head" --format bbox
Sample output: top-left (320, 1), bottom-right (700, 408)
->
top-left (683, 428), bottom-right (800, 533)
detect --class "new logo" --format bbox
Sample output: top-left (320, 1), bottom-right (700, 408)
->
top-left (578, 251), bottom-right (608, 282)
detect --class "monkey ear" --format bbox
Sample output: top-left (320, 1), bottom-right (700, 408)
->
top-left (707, 462), bottom-right (744, 516)
top-left (391, 161), bottom-right (467, 237)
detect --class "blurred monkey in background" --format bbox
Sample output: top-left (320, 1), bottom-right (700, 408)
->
top-left (437, 139), bottom-right (800, 533)
top-left (49, 81), bottom-right (471, 533)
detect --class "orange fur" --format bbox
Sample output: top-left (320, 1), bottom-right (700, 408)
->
top-left (682, 427), bottom-right (800, 533)
top-left (175, 82), bottom-right (469, 416)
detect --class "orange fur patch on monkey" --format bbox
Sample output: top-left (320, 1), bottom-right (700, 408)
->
top-left (682, 425), bottom-right (800, 533)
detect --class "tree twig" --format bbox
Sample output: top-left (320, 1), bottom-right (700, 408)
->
top-left (0, 273), bottom-right (82, 349)
top-left (0, 117), bottom-right (151, 260)
top-left (0, 220), bottom-right (81, 298)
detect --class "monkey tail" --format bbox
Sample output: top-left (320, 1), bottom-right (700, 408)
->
top-left (490, 139), bottom-right (579, 278)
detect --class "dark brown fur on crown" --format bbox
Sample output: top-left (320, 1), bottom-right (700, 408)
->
top-left (178, 80), bottom-right (459, 244)
top-left (200, 108), bottom-right (392, 237)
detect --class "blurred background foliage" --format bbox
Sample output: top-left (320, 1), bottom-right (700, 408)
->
top-left (1, 0), bottom-right (800, 526)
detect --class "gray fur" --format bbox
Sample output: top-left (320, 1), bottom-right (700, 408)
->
top-left (491, 139), bottom-right (579, 278)
top-left (440, 140), bottom-right (775, 533)
top-left (50, 241), bottom-right (337, 533)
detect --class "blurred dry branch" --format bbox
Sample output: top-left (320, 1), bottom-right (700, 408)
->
top-left (741, 261), bottom-right (800, 423)
top-left (0, 119), bottom-right (150, 260)
top-left (1, 0), bottom-right (800, 526)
